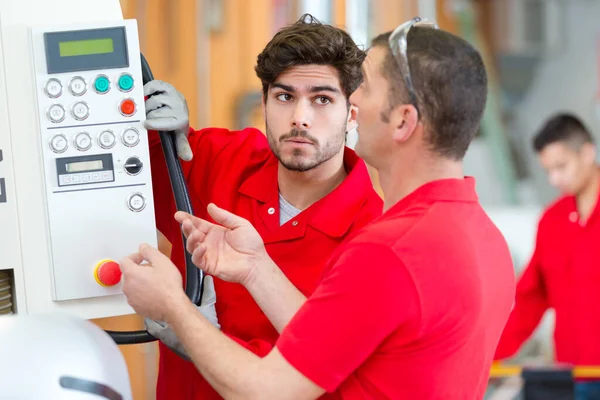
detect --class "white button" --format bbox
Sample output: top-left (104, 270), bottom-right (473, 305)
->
top-left (72, 175), bottom-right (81, 183)
top-left (268, 207), bottom-right (275, 215)
top-left (45, 78), bottom-right (62, 98)
top-left (74, 132), bottom-right (92, 151)
top-left (72, 101), bottom-right (90, 121)
top-left (128, 193), bottom-right (146, 212)
top-left (101, 171), bottom-right (111, 180)
top-left (82, 174), bottom-right (91, 182)
top-left (92, 172), bottom-right (101, 181)
top-left (98, 130), bottom-right (116, 149)
top-left (47, 104), bottom-right (66, 123)
top-left (292, 220), bottom-right (298, 226)
top-left (49, 134), bottom-right (68, 153)
top-left (122, 128), bottom-right (140, 147)
top-left (69, 77), bottom-right (87, 96)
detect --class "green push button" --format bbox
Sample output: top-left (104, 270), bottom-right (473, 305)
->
top-left (94, 76), bottom-right (110, 93)
top-left (118, 74), bottom-right (134, 92)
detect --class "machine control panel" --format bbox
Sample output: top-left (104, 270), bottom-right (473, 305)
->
top-left (30, 21), bottom-right (156, 302)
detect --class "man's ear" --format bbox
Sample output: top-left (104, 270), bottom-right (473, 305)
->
top-left (346, 105), bottom-right (358, 132)
top-left (581, 142), bottom-right (597, 165)
top-left (390, 104), bottom-right (419, 144)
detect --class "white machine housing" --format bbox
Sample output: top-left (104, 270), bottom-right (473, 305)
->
top-left (0, 0), bottom-right (157, 319)
top-left (0, 313), bottom-right (133, 399)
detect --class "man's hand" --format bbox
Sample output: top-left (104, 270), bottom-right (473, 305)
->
top-left (175, 203), bottom-right (267, 285)
top-left (120, 243), bottom-right (187, 322)
top-left (143, 80), bottom-right (193, 161)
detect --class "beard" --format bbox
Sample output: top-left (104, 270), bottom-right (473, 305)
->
top-left (266, 124), bottom-right (346, 172)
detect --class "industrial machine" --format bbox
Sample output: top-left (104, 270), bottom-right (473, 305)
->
top-left (0, 313), bottom-right (133, 399)
top-left (0, 0), bottom-right (200, 342)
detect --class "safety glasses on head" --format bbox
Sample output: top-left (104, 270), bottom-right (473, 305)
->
top-left (388, 17), bottom-right (439, 116)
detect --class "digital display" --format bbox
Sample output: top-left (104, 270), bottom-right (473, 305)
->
top-left (65, 160), bottom-right (103, 173)
top-left (44, 27), bottom-right (129, 74)
top-left (59, 38), bottom-right (114, 57)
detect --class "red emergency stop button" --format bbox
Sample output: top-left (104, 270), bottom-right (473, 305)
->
top-left (119, 98), bottom-right (136, 117)
top-left (94, 260), bottom-right (122, 287)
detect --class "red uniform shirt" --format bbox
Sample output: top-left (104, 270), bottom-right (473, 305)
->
top-left (149, 127), bottom-right (383, 400)
top-left (495, 191), bottom-right (600, 365)
top-left (277, 178), bottom-right (516, 399)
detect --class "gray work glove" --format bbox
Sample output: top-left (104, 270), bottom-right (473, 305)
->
top-left (143, 80), bottom-right (193, 161)
top-left (145, 275), bottom-right (219, 361)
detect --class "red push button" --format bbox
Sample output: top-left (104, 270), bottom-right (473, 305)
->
top-left (94, 260), bottom-right (122, 287)
top-left (119, 98), bottom-right (136, 116)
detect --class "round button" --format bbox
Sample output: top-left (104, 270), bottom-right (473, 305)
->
top-left (72, 101), bottom-right (90, 121)
top-left (94, 260), bottom-right (122, 287)
top-left (122, 128), bottom-right (140, 147)
top-left (94, 75), bottom-right (111, 94)
top-left (124, 156), bottom-right (143, 175)
top-left (127, 193), bottom-right (146, 212)
top-left (50, 134), bottom-right (68, 153)
top-left (44, 78), bottom-right (62, 98)
top-left (68, 77), bottom-right (87, 96)
top-left (118, 73), bottom-right (134, 92)
top-left (47, 104), bottom-right (66, 123)
top-left (119, 98), bottom-right (136, 117)
top-left (569, 211), bottom-right (578, 223)
top-left (98, 130), bottom-right (116, 149)
top-left (268, 207), bottom-right (275, 215)
top-left (74, 132), bottom-right (92, 151)
top-left (292, 220), bottom-right (298, 226)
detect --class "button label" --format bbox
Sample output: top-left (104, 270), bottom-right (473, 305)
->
top-left (50, 135), bottom-right (68, 153)
top-left (72, 102), bottom-right (89, 121)
top-left (74, 132), bottom-right (92, 151)
top-left (99, 131), bottom-right (116, 149)
top-left (69, 77), bottom-right (87, 96)
top-left (48, 105), bottom-right (65, 123)
top-left (122, 128), bottom-right (140, 147)
top-left (45, 79), bottom-right (62, 98)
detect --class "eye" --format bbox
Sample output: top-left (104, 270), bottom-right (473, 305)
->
top-left (314, 96), bottom-right (331, 105)
top-left (276, 93), bottom-right (293, 102)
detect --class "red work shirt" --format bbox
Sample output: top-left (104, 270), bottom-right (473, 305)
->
top-left (277, 178), bottom-right (516, 399)
top-left (495, 191), bottom-right (600, 365)
top-left (149, 127), bottom-right (383, 400)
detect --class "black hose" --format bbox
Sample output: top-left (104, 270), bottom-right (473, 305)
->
top-left (105, 53), bottom-right (203, 345)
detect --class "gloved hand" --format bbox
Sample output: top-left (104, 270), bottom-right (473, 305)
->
top-left (143, 80), bottom-right (193, 161)
top-left (144, 275), bottom-right (219, 361)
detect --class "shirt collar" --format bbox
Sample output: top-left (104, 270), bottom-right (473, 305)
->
top-left (238, 147), bottom-right (378, 238)
top-left (384, 177), bottom-right (479, 216)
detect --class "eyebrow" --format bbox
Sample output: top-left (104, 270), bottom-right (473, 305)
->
top-left (270, 83), bottom-right (341, 94)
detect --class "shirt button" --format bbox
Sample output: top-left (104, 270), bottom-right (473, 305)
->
top-left (268, 207), bottom-right (275, 215)
top-left (292, 221), bottom-right (298, 226)
top-left (569, 211), bottom-right (578, 223)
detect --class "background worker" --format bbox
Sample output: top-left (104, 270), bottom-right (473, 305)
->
top-left (495, 113), bottom-right (600, 400)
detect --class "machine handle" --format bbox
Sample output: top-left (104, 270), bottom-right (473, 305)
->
top-left (105, 53), bottom-right (204, 345)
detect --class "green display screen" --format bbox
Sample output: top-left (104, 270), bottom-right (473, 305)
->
top-left (59, 38), bottom-right (114, 57)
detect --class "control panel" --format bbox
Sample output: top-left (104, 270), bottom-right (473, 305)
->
top-left (30, 20), bottom-right (157, 301)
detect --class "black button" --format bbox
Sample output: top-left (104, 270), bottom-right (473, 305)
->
top-left (124, 157), bottom-right (143, 175)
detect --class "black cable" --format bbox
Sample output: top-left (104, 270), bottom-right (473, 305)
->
top-left (106, 53), bottom-right (203, 345)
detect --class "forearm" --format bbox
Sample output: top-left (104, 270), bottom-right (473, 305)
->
top-left (245, 257), bottom-right (307, 333)
top-left (168, 294), bottom-right (267, 399)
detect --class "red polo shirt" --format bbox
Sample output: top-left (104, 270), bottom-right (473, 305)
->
top-left (149, 127), bottom-right (383, 400)
top-left (495, 189), bottom-right (600, 365)
top-left (277, 178), bottom-right (516, 399)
